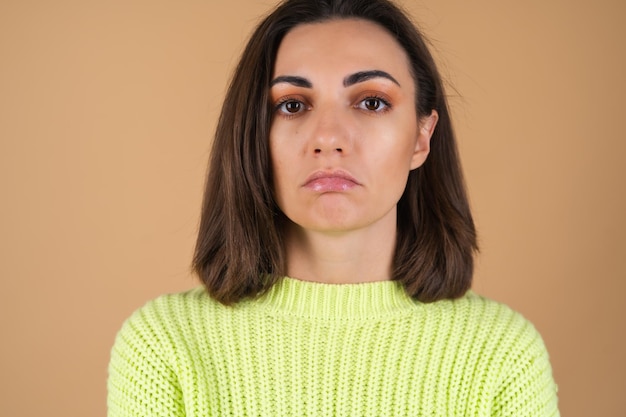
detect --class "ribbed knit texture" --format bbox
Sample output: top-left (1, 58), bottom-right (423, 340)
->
top-left (108, 277), bottom-right (559, 416)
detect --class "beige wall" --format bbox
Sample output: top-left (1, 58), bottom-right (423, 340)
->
top-left (1, 0), bottom-right (624, 415)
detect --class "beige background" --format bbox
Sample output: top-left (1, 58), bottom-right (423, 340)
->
top-left (1, 0), bottom-right (624, 416)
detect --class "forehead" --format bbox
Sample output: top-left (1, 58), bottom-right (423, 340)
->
top-left (273, 19), bottom-right (413, 82)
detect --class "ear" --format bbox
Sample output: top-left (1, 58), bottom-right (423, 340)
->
top-left (410, 110), bottom-right (438, 170)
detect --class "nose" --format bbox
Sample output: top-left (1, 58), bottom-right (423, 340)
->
top-left (308, 107), bottom-right (351, 156)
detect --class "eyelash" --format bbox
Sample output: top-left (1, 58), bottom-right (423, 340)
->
top-left (273, 94), bottom-right (393, 119)
top-left (355, 95), bottom-right (392, 113)
top-left (274, 96), bottom-right (309, 119)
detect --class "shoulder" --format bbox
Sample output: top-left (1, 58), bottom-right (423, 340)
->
top-left (425, 290), bottom-right (544, 342)
top-left (113, 287), bottom-right (216, 348)
top-left (110, 287), bottom-right (223, 370)
top-left (464, 291), bottom-right (548, 350)
top-left (442, 291), bottom-right (551, 361)
top-left (434, 292), bottom-right (559, 415)
top-left (125, 286), bottom-right (215, 320)
top-left (417, 291), bottom-right (555, 384)
top-left (108, 289), bottom-right (213, 416)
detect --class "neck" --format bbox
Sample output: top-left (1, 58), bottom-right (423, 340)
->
top-left (283, 211), bottom-right (397, 284)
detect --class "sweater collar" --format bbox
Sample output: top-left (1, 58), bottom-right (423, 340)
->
top-left (255, 276), bottom-right (418, 320)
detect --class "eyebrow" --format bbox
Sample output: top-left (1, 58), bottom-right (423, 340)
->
top-left (343, 70), bottom-right (400, 87)
top-left (269, 70), bottom-right (400, 89)
top-left (270, 75), bottom-right (312, 88)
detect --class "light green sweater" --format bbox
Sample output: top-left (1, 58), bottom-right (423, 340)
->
top-left (108, 277), bottom-right (559, 416)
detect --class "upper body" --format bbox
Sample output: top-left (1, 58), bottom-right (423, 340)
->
top-left (108, 278), bottom-right (559, 417)
top-left (108, 0), bottom-right (560, 415)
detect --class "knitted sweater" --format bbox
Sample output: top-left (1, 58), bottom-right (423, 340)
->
top-left (108, 277), bottom-right (559, 416)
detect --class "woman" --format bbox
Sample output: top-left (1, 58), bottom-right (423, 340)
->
top-left (108, 0), bottom-right (560, 416)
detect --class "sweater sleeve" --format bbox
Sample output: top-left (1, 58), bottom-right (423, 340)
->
top-left (492, 317), bottom-right (560, 417)
top-left (107, 302), bottom-right (186, 417)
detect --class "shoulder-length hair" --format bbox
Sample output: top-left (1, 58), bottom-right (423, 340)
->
top-left (193, 0), bottom-right (478, 305)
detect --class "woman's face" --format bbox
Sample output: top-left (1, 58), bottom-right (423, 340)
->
top-left (269, 18), bottom-right (437, 235)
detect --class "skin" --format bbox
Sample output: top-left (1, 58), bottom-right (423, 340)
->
top-left (269, 19), bottom-right (438, 284)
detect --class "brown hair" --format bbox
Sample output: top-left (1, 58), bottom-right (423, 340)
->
top-left (193, 0), bottom-right (478, 305)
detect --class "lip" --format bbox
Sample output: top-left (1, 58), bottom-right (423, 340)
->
top-left (302, 169), bottom-right (361, 192)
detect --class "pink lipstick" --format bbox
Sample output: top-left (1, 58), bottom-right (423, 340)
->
top-left (303, 170), bottom-right (360, 192)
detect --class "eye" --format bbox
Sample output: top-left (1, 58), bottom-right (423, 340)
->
top-left (356, 96), bottom-right (391, 113)
top-left (275, 98), bottom-right (306, 116)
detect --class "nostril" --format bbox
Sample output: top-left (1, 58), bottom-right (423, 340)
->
top-left (313, 147), bottom-right (342, 154)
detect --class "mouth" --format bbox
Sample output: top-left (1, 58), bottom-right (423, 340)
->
top-left (302, 169), bottom-right (361, 192)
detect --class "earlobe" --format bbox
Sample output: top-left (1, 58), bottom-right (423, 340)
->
top-left (410, 110), bottom-right (439, 170)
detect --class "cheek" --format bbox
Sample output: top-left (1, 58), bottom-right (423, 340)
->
top-left (369, 127), bottom-right (418, 168)
top-left (368, 126), bottom-right (418, 193)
